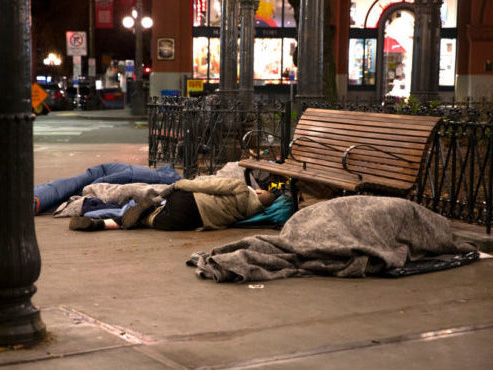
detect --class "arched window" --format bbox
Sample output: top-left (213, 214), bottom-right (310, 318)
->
top-left (348, 0), bottom-right (458, 90)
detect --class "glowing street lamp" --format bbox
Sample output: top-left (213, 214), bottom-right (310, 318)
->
top-left (122, 0), bottom-right (152, 116)
top-left (43, 53), bottom-right (62, 66)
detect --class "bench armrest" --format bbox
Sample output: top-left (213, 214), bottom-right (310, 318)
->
top-left (241, 129), bottom-right (279, 147)
top-left (242, 129), bottom-right (281, 160)
top-left (288, 136), bottom-right (342, 166)
top-left (342, 144), bottom-right (413, 180)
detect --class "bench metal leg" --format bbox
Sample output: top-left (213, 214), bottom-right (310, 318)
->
top-left (290, 178), bottom-right (299, 212)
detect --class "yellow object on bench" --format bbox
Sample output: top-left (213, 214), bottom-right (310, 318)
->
top-left (239, 108), bottom-right (441, 208)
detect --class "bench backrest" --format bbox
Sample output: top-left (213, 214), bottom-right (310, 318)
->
top-left (291, 108), bottom-right (440, 192)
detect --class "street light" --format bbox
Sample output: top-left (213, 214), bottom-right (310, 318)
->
top-left (43, 52), bottom-right (62, 66)
top-left (122, 0), bottom-right (152, 116)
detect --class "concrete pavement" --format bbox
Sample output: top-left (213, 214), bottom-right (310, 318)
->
top-left (1, 109), bottom-right (492, 369)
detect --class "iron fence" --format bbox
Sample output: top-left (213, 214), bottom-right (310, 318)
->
top-left (410, 121), bottom-right (492, 234)
top-left (148, 96), bottom-right (289, 179)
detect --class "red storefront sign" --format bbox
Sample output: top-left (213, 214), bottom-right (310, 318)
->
top-left (95, 0), bottom-right (114, 29)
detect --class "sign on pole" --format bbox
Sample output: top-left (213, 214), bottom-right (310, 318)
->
top-left (66, 31), bottom-right (87, 56)
top-left (73, 55), bottom-right (82, 82)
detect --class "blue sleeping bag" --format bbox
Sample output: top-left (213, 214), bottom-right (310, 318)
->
top-left (34, 162), bottom-right (181, 214)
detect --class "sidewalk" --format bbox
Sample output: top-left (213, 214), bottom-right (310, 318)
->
top-left (2, 124), bottom-right (492, 368)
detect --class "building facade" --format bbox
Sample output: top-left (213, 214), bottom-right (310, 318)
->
top-left (149, 0), bottom-right (493, 102)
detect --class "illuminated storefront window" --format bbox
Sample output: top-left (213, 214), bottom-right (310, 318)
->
top-left (348, 38), bottom-right (376, 86)
top-left (439, 38), bottom-right (456, 86)
top-left (209, 38), bottom-right (221, 82)
top-left (348, 0), bottom-right (457, 90)
top-left (192, 0), bottom-right (296, 85)
top-left (255, 0), bottom-right (282, 28)
top-left (441, 0), bottom-right (457, 28)
top-left (193, 37), bottom-right (209, 78)
top-left (210, 0), bottom-right (222, 27)
top-left (282, 38), bottom-right (297, 81)
top-left (254, 39), bottom-right (282, 82)
top-left (283, 0), bottom-right (296, 28)
top-left (193, 0), bottom-right (208, 27)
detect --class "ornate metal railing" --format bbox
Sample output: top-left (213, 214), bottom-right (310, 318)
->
top-left (148, 96), bottom-right (288, 179)
top-left (410, 121), bottom-right (492, 234)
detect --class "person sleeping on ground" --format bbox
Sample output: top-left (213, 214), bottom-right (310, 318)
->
top-left (68, 177), bottom-right (275, 232)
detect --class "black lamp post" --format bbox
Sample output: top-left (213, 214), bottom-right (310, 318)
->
top-left (123, 0), bottom-right (152, 116)
top-left (0, 0), bottom-right (46, 345)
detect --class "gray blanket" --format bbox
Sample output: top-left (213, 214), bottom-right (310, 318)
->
top-left (191, 196), bottom-right (477, 282)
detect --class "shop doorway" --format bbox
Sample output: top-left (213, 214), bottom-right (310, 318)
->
top-left (380, 9), bottom-right (415, 99)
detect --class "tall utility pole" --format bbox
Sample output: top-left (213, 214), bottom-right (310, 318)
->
top-left (0, 0), bottom-right (46, 345)
top-left (132, 0), bottom-right (146, 116)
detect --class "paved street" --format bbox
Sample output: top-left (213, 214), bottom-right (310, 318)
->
top-left (34, 111), bottom-right (148, 144)
top-left (1, 110), bottom-right (492, 369)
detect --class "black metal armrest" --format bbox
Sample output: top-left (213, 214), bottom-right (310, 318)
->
top-left (342, 144), bottom-right (413, 180)
top-left (241, 130), bottom-right (279, 147)
top-left (242, 130), bottom-right (281, 160)
top-left (288, 136), bottom-right (342, 167)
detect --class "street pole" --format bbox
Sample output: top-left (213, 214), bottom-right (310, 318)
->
top-left (0, 0), bottom-right (46, 346)
top-left (411, 0), bottom-right (443, 102)
top-left (239, 0), bottom-right (259, 113)
top-left (297, 0), bottom-right (324, 102)
top-left (219, 0), bottom-right (239, 108)
top-left (88, 0), bottom-right (99, 109)
top-left (131, 0), bottom-right (146, 116)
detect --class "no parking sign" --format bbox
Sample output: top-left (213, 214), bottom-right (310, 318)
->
top-left (66, 31), bottom-right (87, 56)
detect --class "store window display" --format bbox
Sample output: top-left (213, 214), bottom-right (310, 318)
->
top-left (193, 37), bottom-right (209, 79)
top-left (349, 0), bottom-right (458, 91)
top-left (439, 39), bottom-right (456, 86)
top-left (192, 0), bottom-right (297, 86)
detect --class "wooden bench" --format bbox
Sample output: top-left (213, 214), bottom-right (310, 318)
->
top-left (239, 108), bottom-right (441, 209)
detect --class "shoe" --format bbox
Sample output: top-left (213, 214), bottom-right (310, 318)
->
top-left (122, 199), bottom-right (155, 230)
top-left (69, 216), bottom-right (105, 231)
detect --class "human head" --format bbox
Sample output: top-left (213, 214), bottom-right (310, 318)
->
top-left (255, 189), bottom-right (275, 208)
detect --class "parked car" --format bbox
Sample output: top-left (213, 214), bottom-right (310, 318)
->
top-left (98, 88), bottom-right (124, 109)
top-left (34, 83), bottom-right (71, 114)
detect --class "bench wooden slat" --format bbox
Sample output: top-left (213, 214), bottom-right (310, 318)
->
top-left (297, 119), bottom-right (435, 137)
top-left (307, 108), bottom-right (441, 124)
top-left (296, 123), bottom-right (430, 144)
top-left (239, 160), bottom-right (359, 191)
top-left (292, 146), bottom-right (422, 168)
top-left (293, 130), bottom-right (429, 153)
top-left (284, 158), bottom-right (418, 183)
top-left (291, 143), bottom-right (424, 163)
top-left (239, 159), bottom-right (413, 192)
top-left (239, 108), bottom-right (438, 196)
top-left (288, 151), bottom-right (419, 178)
